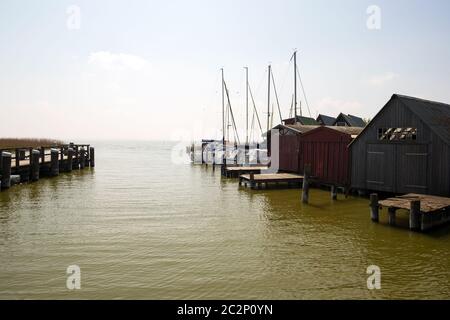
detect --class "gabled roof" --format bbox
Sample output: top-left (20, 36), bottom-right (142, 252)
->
top-left (271, 124), bottom-right (320, 135)
top-left (316, 114), bottom-right (336, 125)
top-left (334, 113), bottom-right (366, 127)
top-left (396, 94), bottom-right (450, 145)
top-left (283, 116), bottom-right (319, 125)
top-left (349, 94), bottom-right (450, 147)
top-left (300, 125), bottom-right (363, 138)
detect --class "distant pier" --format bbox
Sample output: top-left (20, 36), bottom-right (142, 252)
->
top-left (0, 143), bottom-right (94, 190)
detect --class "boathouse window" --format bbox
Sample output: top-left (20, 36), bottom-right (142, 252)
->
top-left (378, 128), bottom-right (417, 141)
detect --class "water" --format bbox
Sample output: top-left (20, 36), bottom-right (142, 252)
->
top-left (0, 141), bottom-right (449, 299)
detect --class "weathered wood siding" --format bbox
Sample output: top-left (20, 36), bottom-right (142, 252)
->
top-left (350, 97), bottom-right (450, 196)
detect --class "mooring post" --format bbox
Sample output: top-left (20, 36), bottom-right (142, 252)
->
top-left (79, 147), bottom-right (85, 169)
top-left (302, 164), bottom-right (311, 204)
top-left (212, 145), bottom-right (216, 171)
top-left (30, 149), bottom-right (40, 181)
top-left (250, 172), bottom-right (255, 189)
top-left (388, 207), bottom-right (397, 226)
top-left (369, 193), bottom-right (379, 222)
top-left (67, 148), bottom-right (74, 172)
top-left (409, 200), bottom-right (421, 231)
top-left (50, 148), bottom-right (59, 176)
top-left (256, 143), bottom-right (260, 164)
top-left (15, 149), bottom-right (20, 169)
top-left (40, 147), bottom-right (45, 164)
top-left (331, 185), bottom-right (337, 200)
top-left (89, 147), bottom-right (95, 168)
top-left (1, 152), bottom-right (12, 189)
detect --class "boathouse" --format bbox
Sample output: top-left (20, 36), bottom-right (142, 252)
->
top-left (350, 94), bottom-right (450, 196)
top-left (282, 116), bottom-right (319, 126)
top-left (275, 124), bottom-right (362, 186)
top-left (333, 113), bottom-right (366, 127)
top-left (316, 114), bottom-right (336, 126)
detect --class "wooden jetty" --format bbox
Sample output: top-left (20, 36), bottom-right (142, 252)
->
top-left (239, 172), bottom-right (304, 189)
top-left (0, 143), bottom-right (94, 190)
top-left (370, 193), bottom-right (450, 232)
top-left (222, 165), bottom-right (268, 178)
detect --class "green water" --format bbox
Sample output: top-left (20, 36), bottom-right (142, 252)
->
top-left (0, 141), bottom-right (449, 299)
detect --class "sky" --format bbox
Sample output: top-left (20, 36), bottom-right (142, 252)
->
top-left (1, 0), bottom-right (450, 142)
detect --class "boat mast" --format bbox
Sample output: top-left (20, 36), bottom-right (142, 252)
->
top-left (267, 64), bottom-right (271, 133)
top-left (294, 50), bottom-right (299, 118)
top-left (221, 68), bottom-right (225, 163)
top-left (244, 66), bottom-right (249, 146)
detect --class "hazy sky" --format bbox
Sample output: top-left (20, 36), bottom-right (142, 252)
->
top-left (1, 0), bottom-right (450, 141)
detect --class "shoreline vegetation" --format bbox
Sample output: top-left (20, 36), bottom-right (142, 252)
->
top-left (0, 138), bottom-right (66, 149)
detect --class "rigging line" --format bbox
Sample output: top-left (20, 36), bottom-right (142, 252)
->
top-left (270, 69), bottom-right (284, 123)
top-left (296, 67), bottom-right (312, 118)
top-left (276, 59), bottom-right (293, 116)
top-left (248, 84), bottom-right (263, 136)
top-left (224, 81), bottom-right (241, 145)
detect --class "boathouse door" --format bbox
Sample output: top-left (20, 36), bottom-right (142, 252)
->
top-left (396, 144), bottom-right (428, 194)
top-left (365, 144), bottom-right (395, 192)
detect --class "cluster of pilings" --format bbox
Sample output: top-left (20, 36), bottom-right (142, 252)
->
top-left (0, 143), bottom-right (94, 190)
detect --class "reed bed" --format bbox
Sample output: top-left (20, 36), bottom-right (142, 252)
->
top-left (0, 138), bottom-right (66, 149)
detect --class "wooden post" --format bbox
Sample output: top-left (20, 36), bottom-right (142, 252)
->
top-left (212, 145), bottom-right (215, 171)
top-left (1, 152), bottom-right (12, 189)
top-left (409, 200), bottom-right (421, 231)
top-left (85, 145), bottom-right (90, 167)
top-left (369, 193), bottom-right (379, 222)
top-left (256, 143), bottom-right (260, 164)
top-left (302, 164), bottom-right (311, 204)
top-left (30, 149), bottom-right (40, 181)
top-left (89, 147), bottom-right (95, 167)
top-left (67, 148), bottom-right (74, 172)
top-left (388, 207), bottom-right (397, 226)
top-left (50, 148), bottom-right (59, 176)
top-left (331, 185), bottom-right (337, 200)
top-left (250, 172), bottom-right (255, 189)
top-left (234, 142), bottom-right (238, 164)
top-left (40, 147), bottom-right (45, 164)
top-left (79, 147), bottom-right (85, 169)
top-left (15, 149), bottom-right (20, 169)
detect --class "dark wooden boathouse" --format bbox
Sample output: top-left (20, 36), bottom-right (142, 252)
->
top-left (350, 94), bottom-right (450, 196)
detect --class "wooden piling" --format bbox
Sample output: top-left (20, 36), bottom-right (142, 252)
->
top-left (89, 147), bottom-right (95, 167)
top-left (302, 164), bottom-right (311, 204)
top-left (1, 152), bottom-right (12, 189)
top-left (50, 148), bottom-right (59, 176)
top-left (30, 149), bottom-right (40, 181)
top-left (67, 148), bottom-right (74, 172)
top-left (331, 185), bottom-right (337, 200)
top-left (388, 207), bottom-right (397, 226)
top-left (250, 172), bottom-right (255, 189)
top-left (369, 193), bottom-right (379, 222)
top-left (79, 147), bottom-right (85, 169)
top-left (409, 200), bottom-right (421, 230)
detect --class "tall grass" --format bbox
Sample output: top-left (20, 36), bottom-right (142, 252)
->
top-left (0, 138), bottom-right (66, 149)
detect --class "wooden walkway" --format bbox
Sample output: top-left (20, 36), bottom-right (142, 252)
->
top-left (239, 173), bottom-right (304, 189)
top-left (370, 193), bottom-right (450, 232)
top-left (379, 193), bottom-right (450, 213)
top-left (223, 165), bottom-right (268, 178)
top-left (1, 144), bottom-right (94, 190)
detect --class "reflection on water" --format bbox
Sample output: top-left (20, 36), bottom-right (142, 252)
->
top-left (0, 141), bottom-right (449, 299)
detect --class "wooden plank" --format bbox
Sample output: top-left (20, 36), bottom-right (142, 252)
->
top-left (240, 173), bottom-right (304, 182)
top-left (379, 193), bottom-right (450, 213)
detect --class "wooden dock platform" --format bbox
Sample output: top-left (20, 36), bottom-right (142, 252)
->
top-left (0, 143), bottom-right (94, 190)
top-left (370, 193), bottom-right (450, 232)
top-left (239, 173), bottom-right (304, 189)
top-left (223, 165), bottom-right (268, 178)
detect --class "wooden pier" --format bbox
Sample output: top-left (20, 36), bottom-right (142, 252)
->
top-left (222, 165), bottom-right (268, 178)
top-left (370, 193), bottom-right (450, 232)
top-left (0, 143), bottom-right (94, 190)
top-left (239, 173), bottom-right (304, 189)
